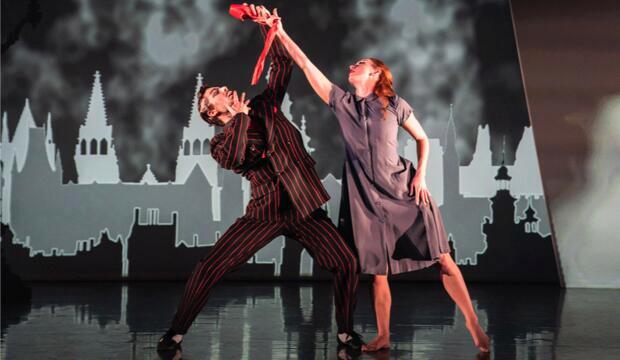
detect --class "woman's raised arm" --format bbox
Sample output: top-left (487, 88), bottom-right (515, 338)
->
top-left (276, 27), bottom-right (333, 103)
top-left (254, 7), bottom-right (334, 104)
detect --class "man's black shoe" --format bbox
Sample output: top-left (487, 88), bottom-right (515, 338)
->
top-left (157, 329), bottom-right (182, 352)
top-left (337, 331), bottom-right (364, 350)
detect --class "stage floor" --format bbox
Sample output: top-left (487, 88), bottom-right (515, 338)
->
top-left (2, 282), bottom-right (619, 359)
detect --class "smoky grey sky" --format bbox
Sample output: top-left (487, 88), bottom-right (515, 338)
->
top-left (1, 0), bottom-right (527, 182)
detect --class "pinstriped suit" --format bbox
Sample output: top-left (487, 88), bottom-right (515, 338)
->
top-left (169, 29), bottom-right (359, 335)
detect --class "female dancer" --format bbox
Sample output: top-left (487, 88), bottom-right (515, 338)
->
top-left (250, 5), bottom-right (490, 353)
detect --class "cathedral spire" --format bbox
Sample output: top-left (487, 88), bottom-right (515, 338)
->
top-left (13, 98), bottom-right (36, 172)
top-left (80, 71), bottom-right (112, 140)
top-left (140, 164), bottom-right (159, 184)
top-left (192, 73), bottom-right (204, 112)
top-left (45, 113), bottom-right (57, 171)
top-left (1, 111), bottom-right (9, 152)
top-left (443, 103), bottom-right (460, 199)
top-left (186, 73), bottom-right (212, 136)
top-left (1, 111), bottom-right (13, 224)
top-left (444, 104), bottom-right (457, 154)
top-left (299, 115), bottom-right (314, 154)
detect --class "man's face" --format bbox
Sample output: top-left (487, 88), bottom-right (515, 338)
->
top-left (199, 86), bottom-right (236, 121)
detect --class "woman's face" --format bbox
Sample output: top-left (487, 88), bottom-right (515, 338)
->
top-left (348, 59), bottom-right (377, 84)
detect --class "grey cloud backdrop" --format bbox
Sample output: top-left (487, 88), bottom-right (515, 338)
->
top-left (2, 0), bottom-right (526, 182)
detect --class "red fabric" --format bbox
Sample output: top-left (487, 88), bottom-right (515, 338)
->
top-left (229, 4), bottom-right (278, 85)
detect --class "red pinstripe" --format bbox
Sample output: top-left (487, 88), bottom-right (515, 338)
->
top-left (210, 33), bottom-right (329, 221)
top-left (172, 217), bottom-right (282, 331)
top-left (289, 211), bottom-right (358, 333)
top-left (170, 209), bottom-right (358, 335)
top-left (170, 30), bottom-right (357, 336)
top-left (179, 220), bottom-right (277, 324)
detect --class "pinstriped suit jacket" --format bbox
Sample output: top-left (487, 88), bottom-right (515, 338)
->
top-left (209, 28), bottom-right (330, 220)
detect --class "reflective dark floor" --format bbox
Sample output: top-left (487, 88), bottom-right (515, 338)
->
top-left (2, 282), bottom-right (619, 359)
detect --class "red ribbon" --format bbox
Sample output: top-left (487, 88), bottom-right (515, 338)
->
top-left (229, 4), bottom-right (277, 85)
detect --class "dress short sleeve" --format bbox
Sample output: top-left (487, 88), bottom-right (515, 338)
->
top-left (329, 84), bottom-right (351, 112)
top-left (395, 97), bottom-right (413, 127)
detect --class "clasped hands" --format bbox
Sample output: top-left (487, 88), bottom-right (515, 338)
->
top-left (242, 3), bottom-right (281, 29)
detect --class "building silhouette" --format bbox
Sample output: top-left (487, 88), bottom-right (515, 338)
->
top-left (127, 207), bottom-right (274, 280)
top-left (1, 224), bottom-right (123, 281)
top-left (0, 71), bottom-right (557, 282)
top-left (467, 163), bottom-right (559, 282)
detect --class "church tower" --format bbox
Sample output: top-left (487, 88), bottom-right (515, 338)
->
top-left (74, 71), bottom-right (120, 184)
top-left (175, 73), bottom-right (221, 220)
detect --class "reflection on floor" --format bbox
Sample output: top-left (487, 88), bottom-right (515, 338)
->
top-left (1, 282), bottom-right (619, 359)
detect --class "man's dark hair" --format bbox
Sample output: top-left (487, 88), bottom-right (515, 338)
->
top-left (197, 85), bottom-right (224, 126)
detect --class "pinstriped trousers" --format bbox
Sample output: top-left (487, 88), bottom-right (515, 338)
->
top-left (170, 208), bottom-right (359, 335)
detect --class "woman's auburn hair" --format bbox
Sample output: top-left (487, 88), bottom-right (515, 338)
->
top-left (368, 58), bottom-right (396, 118)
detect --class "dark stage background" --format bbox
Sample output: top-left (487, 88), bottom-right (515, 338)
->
top-left (1, 0), bottom-right (559, 283)
top-left (511, 0), bottom-right (620, 288)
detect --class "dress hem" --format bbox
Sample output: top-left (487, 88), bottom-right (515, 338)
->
top-left (359, 251), bottom-right (450, 275)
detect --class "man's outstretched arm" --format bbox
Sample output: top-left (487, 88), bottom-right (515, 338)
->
top-left (259, 24), bottom-right (293, 107)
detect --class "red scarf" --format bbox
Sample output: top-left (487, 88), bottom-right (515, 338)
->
top-left (229, 4), bottom-right (277, 85)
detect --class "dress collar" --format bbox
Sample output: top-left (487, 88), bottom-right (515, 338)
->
top-left (353, 92), bottom-right (378, 102)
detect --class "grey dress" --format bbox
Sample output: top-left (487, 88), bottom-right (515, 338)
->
top-left (329, 85), bottom-right (450, 275)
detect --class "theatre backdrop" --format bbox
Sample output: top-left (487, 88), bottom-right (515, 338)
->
top-left (1, 0), bottom-right (560, 283)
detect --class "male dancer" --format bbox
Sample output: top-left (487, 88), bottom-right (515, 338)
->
top-left (157, 17), bottom-right (363, 352)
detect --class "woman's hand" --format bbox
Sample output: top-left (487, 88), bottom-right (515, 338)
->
top-left (409, 174), bottom-right (430, 206)
top-left (224, 91), bottom-right (250, 117)
top-left (246, 4), bottom-right (281, 29)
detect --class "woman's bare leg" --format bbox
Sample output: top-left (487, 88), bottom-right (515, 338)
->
top-left (438, 253), bottom-right (490, 352)
top-left (363, 275), bottom-right (392, 351)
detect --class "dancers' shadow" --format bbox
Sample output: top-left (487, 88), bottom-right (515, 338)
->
top-left (357, 349), bottom-right (489, 360)
top-left (156, 348), bottom-right (182, 360)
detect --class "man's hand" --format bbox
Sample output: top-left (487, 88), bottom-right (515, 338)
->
top-left (224, 91), bottom-right (251, 117)
top-left (245, 3), bottom-right (281, 29)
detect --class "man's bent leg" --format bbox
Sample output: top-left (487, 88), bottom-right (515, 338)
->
top-left (169, 217), bottom-right (284, 334)
top-left (288, 210), bottom-right (359, 334)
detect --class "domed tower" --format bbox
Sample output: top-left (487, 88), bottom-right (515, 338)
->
top-left (520, 198), bottom-right (539, 233)
top-left (74, 71), bottom-right (120, 184)
top-left (490, 160), bottom-right (517, 227)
